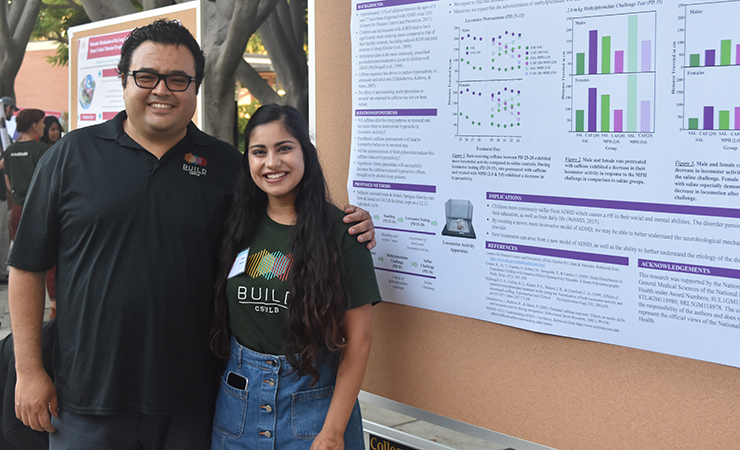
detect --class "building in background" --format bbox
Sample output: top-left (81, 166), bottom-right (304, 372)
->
top-left (15, 41), bottom-right (68, 120)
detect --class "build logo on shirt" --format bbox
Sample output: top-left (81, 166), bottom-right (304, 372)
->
top-left (247, 250), bottom-right (293, 281)
top-left (237, 250), bottom-right (294, 312)
top-left (183, 153), bottom-right (207, 176)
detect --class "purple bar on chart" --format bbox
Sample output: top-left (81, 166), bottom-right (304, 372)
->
top-left (589, 30), bottom-right (598, 74)
top-left (706, 49), bottom-right (716, 66)
top-left (614, 110), bottom-right (623, 132)
top-left (588, 88), bottom-right (597, 131)
top-left (735, 107), bottom-right (740, 130)
top-left (640, 101), bottom-right (650, 132)
top-left (641, 41), bottom-right (651, 71)
top-left (615, 51), bottom-right (624, 73)
top-left (704, 106), bottom-right (714, 130)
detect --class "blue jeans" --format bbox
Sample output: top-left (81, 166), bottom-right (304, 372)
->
top-left (211, 337), bottom-right (364, 450)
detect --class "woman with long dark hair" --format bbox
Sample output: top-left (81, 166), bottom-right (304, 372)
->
top-left (39, 116), bottom-right (63, 147)
top-left (211, 104), bottom-right (380, 450)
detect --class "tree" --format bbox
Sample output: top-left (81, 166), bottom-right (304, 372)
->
top-left (79, 0), bottom-right (136, 21)
top-left (0, 0), bottom-right (45, 99)
top-left (200, 0), bottom-right (280, 142)
top-left (32, 0), bottom-right (90, 67)
top-left (244, 0), bottom-right (308, 117)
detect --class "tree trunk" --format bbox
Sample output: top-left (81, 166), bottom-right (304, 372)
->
top-left (79, 0), bottom-right (137, 21)
top-left (258, 0), bottom-right (308, 119)
top-left (142, 0), bottom-right (173, 10)
top-left (0, 0), bottom-right (45, 99)
top-left (201, 0), bottom-right (278, 144)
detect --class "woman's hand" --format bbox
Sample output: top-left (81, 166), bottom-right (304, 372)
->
top-left (310, 430), bottom-right (344, 450)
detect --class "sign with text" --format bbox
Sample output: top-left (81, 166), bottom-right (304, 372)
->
top-left (350, 0), bottom-right (740, 368)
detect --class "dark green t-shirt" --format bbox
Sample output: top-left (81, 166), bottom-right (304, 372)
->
top-left (5, 139), bottom-right (48, 205)
top-left (226, 208), bottom-right (381, 355)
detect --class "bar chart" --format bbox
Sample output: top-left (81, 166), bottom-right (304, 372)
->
top-left (572, 11), bottom-right (655, 76)
top-left (570, 11), bottom-right (656, 133)
top-left (572, 74), bottom-right (654, 133)
top-left (682, 1), bottom-right (740, 131)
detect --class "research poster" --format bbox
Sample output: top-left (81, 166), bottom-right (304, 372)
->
top-left (74, 30), bottom-right (130, 127)
top-left (349, 0), bottom-right (740, 368)
top-left (68, 2), bottom-right (199, 130)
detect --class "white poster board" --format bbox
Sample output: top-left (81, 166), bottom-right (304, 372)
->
top-left (349, 0), bottom-right (740, 368)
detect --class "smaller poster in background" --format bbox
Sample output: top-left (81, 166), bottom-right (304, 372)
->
top-left (75, 30), bottom-right (130, 127)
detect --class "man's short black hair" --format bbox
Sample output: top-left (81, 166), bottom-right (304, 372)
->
top-left (117, 19), bottom-right (205, 93)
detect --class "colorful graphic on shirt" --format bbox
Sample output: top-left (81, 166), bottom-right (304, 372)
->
top-left (184, 153), bottom-right (207, 166)
top-left (247, 250), bottom-right (294, 281)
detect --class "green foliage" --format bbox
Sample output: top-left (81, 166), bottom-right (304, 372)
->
top-left (246, 32), bottom-right (267, 55)
top-left (32, 0), bottom-right (91, 67)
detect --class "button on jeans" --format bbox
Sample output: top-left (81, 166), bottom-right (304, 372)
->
top-left (211, 337), bottom-right (364, 450)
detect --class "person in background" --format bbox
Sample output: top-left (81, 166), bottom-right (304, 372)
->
top-left (0, 97), bottom-right (16, 289)
top-left (210, 104), bottom-right (380, 450)
top-left (4, 109), bottom-right (48, 241)
top-left (36, 115), bottom-right (64, 317)
top-left (0, 159), bottom-right (8, 287)
top-left (0, 319), bottom-right (55, 450)
top-left (7, 20), bottom-right (375, 450)
top-left (0, 98), bottom-right (18, 141)
top-left (39, 117), bottom-right (63, 147)
top-left (4, 109), bottom-right (55, 318)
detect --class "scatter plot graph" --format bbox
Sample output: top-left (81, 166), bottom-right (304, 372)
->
top-left (457, 83), bottom-right (522, 136)
top-left (459, 29), bottom-right (527, 80)
top-left (456, 25), bottom-right (526, 137)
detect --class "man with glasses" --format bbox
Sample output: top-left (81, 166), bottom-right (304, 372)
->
top-left (7, 20), bottom-right (375, 449)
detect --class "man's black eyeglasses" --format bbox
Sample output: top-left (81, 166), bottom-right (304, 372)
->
top-left (127, 71), bottom-right (196, 92)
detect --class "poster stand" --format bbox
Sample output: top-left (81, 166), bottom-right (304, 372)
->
top-left (360, 391), bottom-right (552, 450)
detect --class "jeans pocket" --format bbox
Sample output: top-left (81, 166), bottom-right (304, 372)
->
top-left (291, 385), bottom-right (334, 439)
top-left (213, 372), bottom-right (249, 438)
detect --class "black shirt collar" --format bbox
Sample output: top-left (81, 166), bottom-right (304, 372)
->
top-left (93, 110), bottom-right (217, 149)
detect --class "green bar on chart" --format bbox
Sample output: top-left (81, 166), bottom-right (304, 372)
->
top-left (689, 54), bottom-right (700, 67)
top-left (576, 110), bottom-right (584, 132)
top-left (719, 110), bottom-right (730, 129)
top-left (628, 15), bottom-right (638, 72)
top-left (601, 94), bottom-right (610, 132)
top-left (627, 75), bottom-right (637, 132)
top-left (721, 40), bottom-right (732, 65)
top-left (688, 118), bottom-right (699, 130)
top-left (576, 53), bottom-right (585, 75)
top-left (602, 36), bottom-right (611, 73)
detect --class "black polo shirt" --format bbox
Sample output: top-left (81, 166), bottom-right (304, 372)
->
top-left (8, 111), bottom-right (241, 415)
